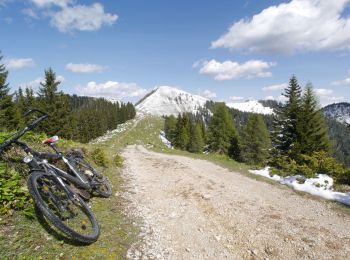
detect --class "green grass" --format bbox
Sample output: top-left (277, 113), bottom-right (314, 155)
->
top-left (0, 135), bottom-right (138, 259)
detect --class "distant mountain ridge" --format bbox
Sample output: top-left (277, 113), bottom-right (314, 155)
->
top-left (322, 102), bottom-right (350, 125)
top-left (136, 86), bottom-right (275, 116)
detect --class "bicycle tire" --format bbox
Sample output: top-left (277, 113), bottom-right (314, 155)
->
top-left (28, 171), bottom-right (100, 244)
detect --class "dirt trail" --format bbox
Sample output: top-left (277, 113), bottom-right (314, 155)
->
top-left (122, 145), bottom-right (350, 260)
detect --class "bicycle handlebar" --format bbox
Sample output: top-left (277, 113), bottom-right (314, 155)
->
top-left (24, 108), bottom-right (48, 118)
top-left (0, 109), bottom-right (49, 154)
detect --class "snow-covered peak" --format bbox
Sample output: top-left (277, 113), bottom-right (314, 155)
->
top-left (226, 100), bottom-right (274, 115)
top-left (322, 102), bottom-right (350, 124)
top-left (105, 97), bottom-right (121, 104)
top-left (136, 86), bottom-right (208, 116)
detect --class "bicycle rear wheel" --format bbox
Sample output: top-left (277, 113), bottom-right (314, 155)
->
top-left (71, 157), bottom-right (112, 198)
top-left (28, 171), bottom-right (100, 244)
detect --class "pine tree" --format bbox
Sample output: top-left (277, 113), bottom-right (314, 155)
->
top-left (207, 103), bottom-right (240, 159)
top-left (188, 122), bottom-right (204, 153)
top-left (0, 53), bottom-right (17, 130)
top-left (240, 114), bottom-right (271, 165)
top-left (24, 87), bottom-right (35, 110)
top-left (295, 83), bottom-right (330, 155)
top-left (174, 113), bottom-right (190, 150)
top-left (164, 115), bottom-right (177, 144)
top-left (272, 75), bottom-right (302, 157)
top-left (37, 68), bottom-right (72, 137)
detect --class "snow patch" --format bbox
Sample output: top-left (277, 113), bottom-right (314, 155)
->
top-left (90, 113), bottom-right (145, 144)
top-left (249, 167), bottom-right (350, 206)
top-left (159, 131), bottom-right (173, 149)
top-left (227, 100), bottom-right (274, 115)
top-left (323, 102), bottom-right (350, 124)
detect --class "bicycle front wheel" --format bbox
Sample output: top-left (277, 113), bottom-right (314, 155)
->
top-left (28, 171), bottom-right (100, 244)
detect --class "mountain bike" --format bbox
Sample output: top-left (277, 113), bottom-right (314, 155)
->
top-left (41, 135), bottom-right (112, 199)
top-left (0, 109), bottom-right (99, 244)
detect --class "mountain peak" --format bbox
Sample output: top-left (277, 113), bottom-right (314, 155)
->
top-left (136, 86), bottom-right (207, 116)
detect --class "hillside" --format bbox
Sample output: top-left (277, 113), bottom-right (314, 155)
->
top-left (226, 100), bottom-right (274, 115)
top-left (323, 102), bottom-right (350, 125)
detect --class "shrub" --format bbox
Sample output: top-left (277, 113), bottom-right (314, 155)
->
top-left (0, 162), bottom-right (33, 216)
top-left (113, 154), bottom-right (124, 167)
top-left (90, 148), bottom-right (109, 168)
top-left (270, 151), bottom-right (349, 184)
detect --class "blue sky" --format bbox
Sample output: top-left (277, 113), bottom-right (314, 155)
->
top-left (1, 0), bottom-right (350, 105)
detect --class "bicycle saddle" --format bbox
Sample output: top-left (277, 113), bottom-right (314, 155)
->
top-left (42, 135), bottom-right (59, 145)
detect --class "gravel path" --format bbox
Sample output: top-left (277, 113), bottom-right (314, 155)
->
top-left (122, 145), bottom-right (350, 260)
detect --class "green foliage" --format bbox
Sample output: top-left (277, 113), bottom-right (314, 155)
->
top-left (270, 151), bottom-right (349, 181)
top-left (70, 95), bottom-right (136, 143)
top-left (207, 103), bottom-right (241, 159)
top-left (174, 114), bottom-right (190, 150)
top-left (240, 114), bottom-right (271, 166)
top-left (164, 115), bottom-right (177, 144)
top-left (91, 148), bottom-right (109, 168)
top-left (272, 75), bottom-right (302, 155)
top-left (0, 53), bottom-right (18, 131)
top-left (326, 118), bottom-right (350, 167)
top-left (188, 123), bottom-right (205, 153)
top-left (294, 84), bottom-right (330, 156)
top-left (113, 154), bottom-right (124, 168)
top-left (0, 162), bottom-right (32, 215)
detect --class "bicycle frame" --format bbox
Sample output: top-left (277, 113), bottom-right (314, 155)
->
top-left (48, 162), bottom-right (90, 190)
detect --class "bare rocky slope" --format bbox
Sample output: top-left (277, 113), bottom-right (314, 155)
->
top-left (122, 145), bottom-right (350, 260)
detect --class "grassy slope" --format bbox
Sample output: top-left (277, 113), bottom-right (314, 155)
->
top-left (1, 115), bottom-right (349, 259)
top-left (0, 116), bottom-right (168, 259)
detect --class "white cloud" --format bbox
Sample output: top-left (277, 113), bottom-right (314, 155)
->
top-left (212, 0), bottom-right (350, 54)
top-left (76, 81), bottom-right (147, 100)
top-left (57, 75), bottom-right (65, 82)
top-left (277, 95), bottom-right (288, 103)
top-left (320, 96), bottom-right (345, 106)
top-left (24, 1), bottom-right (118, 33)
top-left (201, 90), bottom-right (216, 99)
top-left (22, 8), bottom-right (39, 19)
top-left (29, 0), bottom-right (73, 8)
top-left (229, 96), bottom-right (244, 102)
top-left (21, 77), bottom-right (42, 90)
top-left (197, 59), bottom-right (275, 81)
top-left (331, 70), bottom-right (350, 85)
top-left (19, 74), bottom-right (64, 92)
top-left (65, 63), bottom-right (108, 73)
top-left (5, 58), bottom-right (35, 70)
top-left (314, 88), bottom-right (333, 96)
top-left (326, 96), bottom-right (345, 102)
top-left (264, 96), bottom-right (275, 100)
top-left (262, 83), bottom-right (288, 91)
top-left (51, 3), bottom-right (118, 33)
